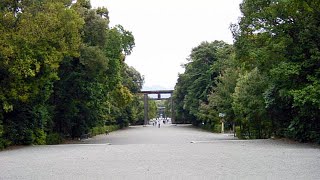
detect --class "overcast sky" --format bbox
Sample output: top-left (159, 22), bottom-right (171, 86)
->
top-left (90, 0), bottom-right (243, 90)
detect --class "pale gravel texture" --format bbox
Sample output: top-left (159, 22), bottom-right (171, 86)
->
top-left (0, 124), bottom-right (319, 180)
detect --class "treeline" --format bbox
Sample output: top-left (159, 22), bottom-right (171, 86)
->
top-left (0, 0), bottom-right (147, 149)
top-left (173, 0), bottom-right (320, 143)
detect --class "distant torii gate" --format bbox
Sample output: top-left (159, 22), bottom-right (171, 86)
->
top-left (139, 90), bottom-right (175, 126)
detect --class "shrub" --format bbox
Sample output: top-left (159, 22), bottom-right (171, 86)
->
top-left (91, 125), bottom-right (120, 136)
top-left (0, 124), bottom-right (4, 150)
top-left (33, 129), bottom-right (47, 145)
top-left (213, 124), bottom-right (222, 133)
top-left (235, 126), bottom-right (243, 139)
top-left (106, 125), bottom-right (120, 132)
top-left (23, 129), bottom-right (34, 145)
top-left (0, 137), bottom-right (7, 150)
top-left (0, 138), bottom-right (10, 150)
top-left (46, 133), bottom-right (62, 145)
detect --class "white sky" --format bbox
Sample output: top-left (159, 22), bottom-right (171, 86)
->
top-left (90, 0), bottom-right (243, 90)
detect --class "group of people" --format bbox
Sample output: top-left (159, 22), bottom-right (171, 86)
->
top-left (152, 119), bottom-right (169, 128)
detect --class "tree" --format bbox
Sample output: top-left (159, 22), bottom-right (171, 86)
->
top-left (173, 41), bottom-right (234, 126)
top-left (121, 64), bottom-right (144, 94)
top-left (148, 100), bottom-right (157, 120)
top-left (234, 0), bottom-right (320, 142)
top-left (0, 0), bottom-right (83, 145)
top-left (183, 41), bottom-right (222, 119)
top-left (232, 68), bottom-right (270, 138)
top-left (199, 43), bottom-right (236, 128)
top-left (173, 73), bottom-right (195, 124)
top-left (0, 0), bottom-right (141, 147)
top-left (52, 3), bottom-right (137, 137)
top-left (205, 66), bottom-right (239, 129)
top-left (0, 1), bottom-right (83, 111)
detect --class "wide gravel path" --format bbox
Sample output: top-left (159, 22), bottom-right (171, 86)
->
top-left (1, 124), bottom-right (319, 180)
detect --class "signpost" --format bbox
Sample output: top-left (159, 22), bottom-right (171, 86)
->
top-left (219, 113), bottom-right (226, 133)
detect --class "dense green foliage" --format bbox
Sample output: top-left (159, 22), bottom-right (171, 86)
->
top-left (1, 0), bottom-right (319, 147)
top-left (0, 0), bottom-right (144, 149)
top-left (174, 0), bottom-right (320, 143)
top-left (173, 41), bottom-right (234, 126)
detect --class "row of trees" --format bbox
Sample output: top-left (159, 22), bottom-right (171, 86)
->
top-left (0, 0), bottom-right (146, 148)
top-left (173, 0), bottom-right (320, 143)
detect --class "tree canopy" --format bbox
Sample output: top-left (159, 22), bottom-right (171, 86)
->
top-left (174, 0), bottom-right (320, 143)
top-left (0, 0), bottom-right (145, 148)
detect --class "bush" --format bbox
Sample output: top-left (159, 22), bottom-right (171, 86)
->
top-left (91, 125), bottom-right (120, 136)
top-left (23, 129), bottom-right (34, 145)
top-left (46, 133), bottom-right (62, 145)
top-left (213, 124), bottom-right (222, 133)
top-left (91, 126), bottom-right (104, 136)
top-left (235, 126), bottom-right (243, 139)
top-left (106, 125), bottom-right (120, 132)
top-left (0, 124), bottom-right (5, 150)
top-left (0, 137), bottom-right (10, 150)
top-left (33, 129), bottom-right (46, 145)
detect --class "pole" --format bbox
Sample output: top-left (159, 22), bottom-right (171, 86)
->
top-left (221, 119), bottom-right (224, 133)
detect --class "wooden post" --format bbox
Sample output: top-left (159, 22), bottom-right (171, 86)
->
top-left (221, 120), bottom-right (224, 133)
top-left (144, 93), bottom-right (148, 126)
top-left (219, 113), bottom-right (226, 134)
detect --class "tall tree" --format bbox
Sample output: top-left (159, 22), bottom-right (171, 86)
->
top-left (232, 68), bottom-right (270, 138)
top-left (52, 1), bottom-right (136, 137)
top-left (0, 0), bottom-right (83, 145)
top-left (174, 41), bottom-right (234, 126)
top-left (233, 0), bottom-right (320, 142)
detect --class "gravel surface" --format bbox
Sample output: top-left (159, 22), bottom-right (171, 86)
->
top-left (1, 124), bottom-right (319, 180)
